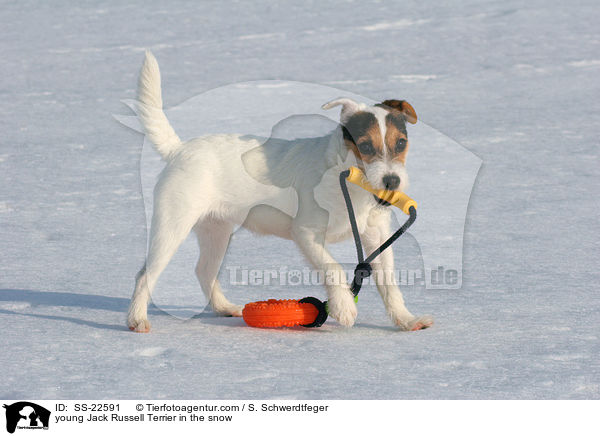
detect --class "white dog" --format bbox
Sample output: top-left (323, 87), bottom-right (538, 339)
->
top-left (127, 51), bottom-right (433, 332)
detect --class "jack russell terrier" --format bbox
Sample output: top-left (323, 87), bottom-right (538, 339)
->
top-left (127, 51), bottom-right (433, 332)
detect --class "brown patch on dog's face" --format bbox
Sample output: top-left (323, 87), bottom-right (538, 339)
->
top-left (385, 112), bottom-right (409, 164)
top-left (376, 99), bottom-right (418, 163)
top-left (342, 111), bottom-right (384, 164)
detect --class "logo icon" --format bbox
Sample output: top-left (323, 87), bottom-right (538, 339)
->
top-left (3, 402), bottom-right (50, 434)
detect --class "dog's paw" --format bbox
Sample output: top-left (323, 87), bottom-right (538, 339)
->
top-left (213, 303), bottom-right (244, 317)
top-left (128, 318), bottom-right (151, 333)
top-left (327, 291), bottom-right (357, 327)
top-left (395, 314), bottom-right (434, 331)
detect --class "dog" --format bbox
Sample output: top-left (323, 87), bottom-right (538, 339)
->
top-left (127, 51), bottom-right (433, 332)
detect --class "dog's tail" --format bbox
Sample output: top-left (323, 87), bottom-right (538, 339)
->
top-left (136, 51), bottom-right (181, 160)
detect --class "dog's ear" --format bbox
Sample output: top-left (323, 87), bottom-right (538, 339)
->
top-left (380, 99), bottom-right (417, 124)
top-left (322, 97), bottom-right (362, 123)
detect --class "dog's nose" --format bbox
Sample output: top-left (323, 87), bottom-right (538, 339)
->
top-left (382, 174), bottom-right (400, 190)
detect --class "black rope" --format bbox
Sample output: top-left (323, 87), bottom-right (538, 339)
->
top-left (299, 296), bottom-right (329, 328)
top-left (350, 262), bottom-right (372, 297)
top-left (364, 206), bottom-right (416, 263)
top-left (339, 170), bottom-right (364, 263)
top-left (339, 170), bottom-right (417, 298)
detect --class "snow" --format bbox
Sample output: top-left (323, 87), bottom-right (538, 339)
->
top-left (1, 0), bottom-right (599, 400)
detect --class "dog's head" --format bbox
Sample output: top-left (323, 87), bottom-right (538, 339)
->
top-left (323, 97), bottom-right (417, 194)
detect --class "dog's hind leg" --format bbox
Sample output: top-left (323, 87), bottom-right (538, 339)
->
top-left (193, 219), bottom-right (242, 317)
top-left (127, 196), bottom-right (201, 332)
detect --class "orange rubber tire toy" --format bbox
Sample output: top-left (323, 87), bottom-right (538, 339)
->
top-left (242, 299), bottom-right (320, 328)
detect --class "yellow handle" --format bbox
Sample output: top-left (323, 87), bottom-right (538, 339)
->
top-left (346, 167), bottom-right (417, 215)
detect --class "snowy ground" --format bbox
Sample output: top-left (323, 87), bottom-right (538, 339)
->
top-left (1, 0), bottom-right (598, 399)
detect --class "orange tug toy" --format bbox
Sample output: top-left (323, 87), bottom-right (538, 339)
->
top-left (242, 167), bottom-right (418, 329)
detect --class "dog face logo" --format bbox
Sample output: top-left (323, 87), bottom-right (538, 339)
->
top-left (3, 402), bottom-right (50, 434)
top-left (323, 97), bottom-right (417, 196)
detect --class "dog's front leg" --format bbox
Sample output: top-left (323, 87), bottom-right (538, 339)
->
top-left (362, 208), bottom-right (434, 331)
top-left (293, 225), bottom-right (357, 327)
top-left (291, 198), bottom-right (357, 327)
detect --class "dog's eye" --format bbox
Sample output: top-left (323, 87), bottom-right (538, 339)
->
top-left (395, 138), bottom-right (407, 153)
top-left (357, 142), bottom-right (376, 156)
